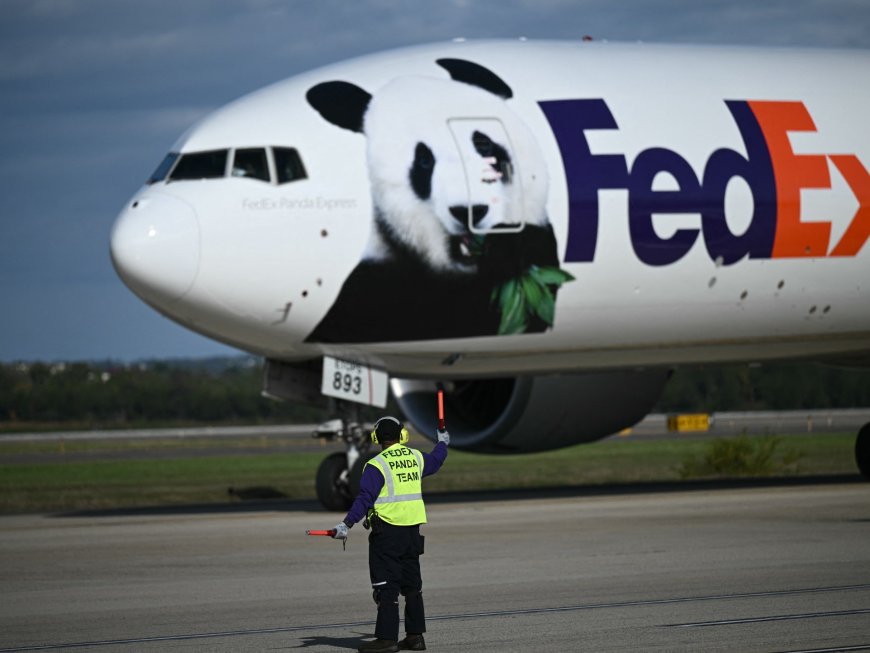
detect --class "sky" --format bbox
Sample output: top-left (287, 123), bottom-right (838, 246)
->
top-left (1, 0), bottom-right (869, 363)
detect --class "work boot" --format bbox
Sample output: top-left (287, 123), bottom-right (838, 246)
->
top-left (358, 638), bottom-right (399, 653)
top-left (399, 633), bottom-right (426, 650)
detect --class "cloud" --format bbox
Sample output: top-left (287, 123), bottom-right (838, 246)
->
top-left (1, 0), bottom-right (869, 361)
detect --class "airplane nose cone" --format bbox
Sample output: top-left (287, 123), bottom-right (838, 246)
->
top-left (110, 194), bottom-right (200, 304)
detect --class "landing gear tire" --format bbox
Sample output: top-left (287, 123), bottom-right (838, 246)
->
top-left (349, 452), bottom-right (376, 498)
top-left (857, 423), bottom-right (870, 479)
top-left (316, 452), bottom-right (351, 512)
top-left (312, 399), bottom-right (375, 511)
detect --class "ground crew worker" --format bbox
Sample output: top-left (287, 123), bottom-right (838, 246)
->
top-left (332, 416), bottom-right (449, 653)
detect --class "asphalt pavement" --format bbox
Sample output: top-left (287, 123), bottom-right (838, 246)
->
top-left (1, 480), bottom-right (869, 652)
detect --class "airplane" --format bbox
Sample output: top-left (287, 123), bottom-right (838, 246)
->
top-left (109, 39), bottom-right (870, 510)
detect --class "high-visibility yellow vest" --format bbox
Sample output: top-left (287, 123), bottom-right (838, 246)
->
top-left (366, 444), bottom-right (427, 526)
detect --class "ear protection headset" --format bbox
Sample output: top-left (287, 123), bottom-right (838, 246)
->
top-left (371, 416), bottom-right (409, 445)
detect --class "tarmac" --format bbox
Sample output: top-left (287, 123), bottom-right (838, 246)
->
top-left (1, 480), bottom-right (869, 652)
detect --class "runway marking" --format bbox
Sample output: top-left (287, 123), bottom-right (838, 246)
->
top-left (775, 646), bottom-right (870, 653)
top-left (2, 584), bottom-right (868, 652)
top-left (0, 621), bottom-right (375, 652)
top-left (427, 584), bottom-right (870, 622)
top-left (665, 608), bottom-right (870, 628)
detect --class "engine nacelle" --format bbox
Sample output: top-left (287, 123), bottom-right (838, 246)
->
top-left (392, 369), bottom-right (671, 453)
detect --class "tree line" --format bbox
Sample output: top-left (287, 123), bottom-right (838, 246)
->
top-left (0, 357), bottom-right (321, 429)
top-left (655, 362), bottom-right (870, 412)
top-left (1, 356), bottom-right (869, 430)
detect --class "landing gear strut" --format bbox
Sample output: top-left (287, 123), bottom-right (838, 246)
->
top-left (313, 400), bottom-right (375, 511)
top-left (857, 423), bottom-right (870, 480)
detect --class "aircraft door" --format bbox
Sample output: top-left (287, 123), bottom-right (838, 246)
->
top-left (447, 118), bottom-right (523, 234)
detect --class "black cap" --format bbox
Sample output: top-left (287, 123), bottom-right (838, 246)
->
top-left (375, 417), bottom-right (403, 442)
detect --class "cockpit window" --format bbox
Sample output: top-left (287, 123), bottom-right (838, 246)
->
top-left (147, 152), bottom-right (179, 184)
top-left (151, 147), bottom-right (304, 185)
top-left (274, 147), bottom-right (307, 184)
top-left (169, 149), bottom-right (228, 181)
top-left (232, 148), bottom-right (270, 181)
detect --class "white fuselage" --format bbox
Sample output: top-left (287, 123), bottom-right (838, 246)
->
top-left (110, 40), bottom-right (870, 378)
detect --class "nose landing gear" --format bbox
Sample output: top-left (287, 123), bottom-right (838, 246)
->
top-left (313, 402), bottom-right (375, 511)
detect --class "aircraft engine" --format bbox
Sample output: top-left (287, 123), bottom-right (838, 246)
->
top-left (391, 369), bottom-right (672, 453)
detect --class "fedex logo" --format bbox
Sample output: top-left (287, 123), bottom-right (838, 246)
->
top-left (539, 99), bottom-right (870, 265)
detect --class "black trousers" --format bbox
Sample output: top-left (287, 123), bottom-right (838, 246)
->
top-left (368, 521), bottom-right (425, 641)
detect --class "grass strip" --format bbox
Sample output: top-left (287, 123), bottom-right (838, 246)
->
top-left (0, 433), bottom-right (859, 514)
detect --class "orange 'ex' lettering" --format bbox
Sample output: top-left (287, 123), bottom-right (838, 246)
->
top-left (828, 155), bottom-right (870, 256)
top-left (750, 101), bottom-right (831, 258)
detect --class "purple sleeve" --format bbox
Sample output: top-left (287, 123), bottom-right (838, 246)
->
top-left (421, 441), bottom-right (448, 478)
top-left (343, 464), bottom-right (384, 527)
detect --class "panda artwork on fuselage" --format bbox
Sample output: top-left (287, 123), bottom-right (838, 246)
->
top-left (305, 58), bottom-right (573, 343)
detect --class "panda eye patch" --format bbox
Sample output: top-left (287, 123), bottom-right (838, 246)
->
top-left (472, 130), bottom-right (512, 182)
top-left (410, 142), bottom-right (436, 200)
top-left (472, 131), bottom-right (494, 157)
top-left (415, 142), bottom-right (434, 169)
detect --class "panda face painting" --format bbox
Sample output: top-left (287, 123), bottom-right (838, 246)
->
top-left (412, 126), bottom-right (519, 271)
top-left (360, 73), bottom-right (549, 275)
top-left (305, 59), bottom-right (573, 344)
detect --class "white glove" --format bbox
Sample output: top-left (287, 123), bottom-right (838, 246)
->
top-left (437, 428), bottom-right (450, 446)
top-left (332, 522), bottom-right (348, 540)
